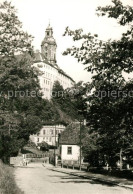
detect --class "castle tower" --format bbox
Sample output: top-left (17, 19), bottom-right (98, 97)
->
top-left (41, 24), bottom-right (57, 64)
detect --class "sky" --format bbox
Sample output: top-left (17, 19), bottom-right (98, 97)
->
top-left (2, 0), bottom-right (133, 82)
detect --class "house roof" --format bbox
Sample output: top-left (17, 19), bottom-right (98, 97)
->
top-left (14, 51), bottom-right (74, 83)
top-left (59, 122), bottom-right (80, 145)
top-left (34, 51), bottom-right (75, 82)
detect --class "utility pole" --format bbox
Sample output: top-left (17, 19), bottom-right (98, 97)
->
top-left (79, 119), bottom-right (86, 170)
top-left (54, 124), bottom-right (56, 166)
top-left (79, 121), bottom-right (82, 171)
top-left (120, 148), bottom-right (123, 170)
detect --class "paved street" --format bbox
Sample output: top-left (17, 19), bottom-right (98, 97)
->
top-left (15, 163), bottom-right (132, 194)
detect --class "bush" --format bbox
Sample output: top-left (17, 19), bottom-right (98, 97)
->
top-left (38, 141), bottom-right (49, 151)
top-left (88, 167), bottom-right (133, 180)
top-left (0, 160), bottom-right (23, 194)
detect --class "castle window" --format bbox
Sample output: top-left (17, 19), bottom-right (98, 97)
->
top-left (47, 32), bottom-right (49, 36)
top-left (56, 130), bottom-right (58, 135)
top-left (49, 137), bottom-right (52, 142)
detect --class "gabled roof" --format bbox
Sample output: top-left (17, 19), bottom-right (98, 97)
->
top-left (59, 122), bottom-right (80, 145)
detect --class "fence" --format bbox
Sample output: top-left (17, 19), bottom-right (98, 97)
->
top-left (61, 160), bottom-right (89, 171)
top-left (25, 154), bottom-right (48, 158)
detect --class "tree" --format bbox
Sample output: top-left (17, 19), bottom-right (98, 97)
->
top-left (67, 81), bottom-right (88, 119)
top-left (38, 141), bottom-right (49, 151)
top-left (51, 80), bottom-right (88, 122)
top-left (51, 80), bottom-right (65, 104)
top-left (82, 132), bottom-right (102, 167)
top-left (63, 0), bottom-right (133, 167)
top-left (0, 1), bottom-right (33, 57)
top-left (0, 1), bottom-right (43, 161)
top-left (40, 99), bottom-right (62, 123)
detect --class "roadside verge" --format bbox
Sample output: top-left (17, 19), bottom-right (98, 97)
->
top-left (45, 166), bottom-right (133, 191)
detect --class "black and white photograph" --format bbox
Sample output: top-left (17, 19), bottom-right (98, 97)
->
top-left (0, 0), bottom-right (133, 193)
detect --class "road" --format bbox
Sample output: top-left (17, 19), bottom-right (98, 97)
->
top-left (15, 163), bottom-right (132, 194)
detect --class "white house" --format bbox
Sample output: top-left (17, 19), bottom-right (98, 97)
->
top-left (61, 144), bottom-right (80, 162)
top-left (59, 122), bottom-right (80, 163)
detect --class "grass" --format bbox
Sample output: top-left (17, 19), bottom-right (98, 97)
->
top-left (0, 160), bottom-right (23, 194)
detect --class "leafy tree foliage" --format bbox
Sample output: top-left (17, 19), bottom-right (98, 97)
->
top-left (0, 1), bottom-right (33, 56)
top-left (51, 80), bottom-right (88, 122)
top-left (38, 141), bottom-right (49, 151)
top-left (63, 0), bottom-right (133, 167)
top-left (0, 1), bottom-right (43, 161)
top-left (51, 80), bottom-right (65, 104)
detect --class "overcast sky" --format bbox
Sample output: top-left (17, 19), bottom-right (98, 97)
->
top-left (3, 0), bottom-right (133, 82)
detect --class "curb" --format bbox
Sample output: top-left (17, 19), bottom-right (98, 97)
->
top-left (47, 167), bottom-right (133, 191)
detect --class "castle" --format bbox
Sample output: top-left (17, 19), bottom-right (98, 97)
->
top-left (33, 24), bottom-right (74, 99)
top-left (30, 24), bottom-right (75, 145)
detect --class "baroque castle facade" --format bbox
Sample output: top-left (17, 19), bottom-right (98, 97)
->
top-left (34, 24), bottom-right (74, 99)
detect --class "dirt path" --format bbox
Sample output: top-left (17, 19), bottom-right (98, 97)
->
top-left (15, 163), bottom-right (51, 194)
top-left (14, 163), bottom-right (132, 194)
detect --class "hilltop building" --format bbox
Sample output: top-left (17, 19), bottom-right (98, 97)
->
top-left (30, 124), bottom-right (66, 146)
top-left (33, 24), bottom-right (74, 99)
top-left (30, 24), bottom-right (74, 145)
